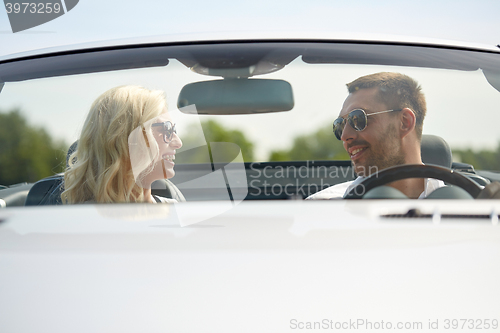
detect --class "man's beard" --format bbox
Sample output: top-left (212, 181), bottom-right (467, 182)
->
top-left (354, 124), bottom-right (405, 177)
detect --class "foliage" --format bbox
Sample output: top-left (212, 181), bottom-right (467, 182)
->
top-left (453, 145), bottom-right (500, 171)
top-left (0, 109), bottom-right (67, 186)
top-left (177, 119), bottom-right (254, 163)
top-left (268, 124), bottom-right (349, 161)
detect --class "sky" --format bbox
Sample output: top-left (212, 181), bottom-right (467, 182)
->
top-left (1, 0), bottom-right (500, 57)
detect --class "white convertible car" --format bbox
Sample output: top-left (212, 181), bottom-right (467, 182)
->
top-left (0, 34), bottom-right (499, 332)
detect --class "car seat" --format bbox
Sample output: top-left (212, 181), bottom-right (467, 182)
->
top-left (24, 175), bottom-right (185, 205)
top-left (420, 134), bottom-right (489, 186)
top-left (25, 142), bottom-right (186, 205)
top-left (420, 134), bottom-right (452, 168)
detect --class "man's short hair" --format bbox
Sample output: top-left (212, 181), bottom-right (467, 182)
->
top-left (347, 72), bottom-right (427, 140)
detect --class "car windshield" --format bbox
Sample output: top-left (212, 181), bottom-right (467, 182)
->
top-left (1, 41), bottom-right (500, 204)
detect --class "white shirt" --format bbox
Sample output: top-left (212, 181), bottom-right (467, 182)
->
top-left (305, 176), bottom-right (445, 200)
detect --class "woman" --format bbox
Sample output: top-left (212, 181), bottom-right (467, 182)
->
top-left (62, 85), bottom-right (182, 204)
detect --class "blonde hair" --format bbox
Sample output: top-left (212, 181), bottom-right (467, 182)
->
top-left (62, 85), bottom-right (167, 204)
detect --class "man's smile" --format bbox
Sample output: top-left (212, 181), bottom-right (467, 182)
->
top-left (347, 145), bottom-right (368, 160)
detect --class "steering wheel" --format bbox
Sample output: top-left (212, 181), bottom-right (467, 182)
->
top-left (344, 164), bottom-right (483, 199)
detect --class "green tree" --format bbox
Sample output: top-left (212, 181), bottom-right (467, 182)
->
top-left (453, 144), bottom-right (500, 171)
top-left (177, 119), bottom-right (254, 163)
top-left (269, 124), bottom-right (349, 161)
top-left (0, 109), bottom-right (67, 186)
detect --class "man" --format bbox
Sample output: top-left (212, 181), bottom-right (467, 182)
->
top-left (307, 72), bottom-right (444, 199)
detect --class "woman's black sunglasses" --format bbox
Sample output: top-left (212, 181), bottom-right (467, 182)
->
top-left (332, 109), bottom-right (402, 140)
top-left (152, 121), bottom-right (177, 143)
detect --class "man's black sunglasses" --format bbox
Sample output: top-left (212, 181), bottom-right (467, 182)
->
top-left (333, 109), bottom-right (402, 140)
top-left (152, 121), bottom-right (177, 143)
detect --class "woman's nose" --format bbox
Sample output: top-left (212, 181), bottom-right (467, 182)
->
top-left (169, 133), bottom-right (182, 149)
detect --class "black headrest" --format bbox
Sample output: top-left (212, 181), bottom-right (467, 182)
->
top-left (66, 140), bottom-right (78, 167)
top-left (24, 175), bottom-right (64, 205)
top-left (420, 135), bottom-right (452, 168)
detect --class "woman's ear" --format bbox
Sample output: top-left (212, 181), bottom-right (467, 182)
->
top-left (400, 108), bottom-right (416, 138)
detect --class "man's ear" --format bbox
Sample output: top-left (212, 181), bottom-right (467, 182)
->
top-left (399, 108), bottom-right (416, 138)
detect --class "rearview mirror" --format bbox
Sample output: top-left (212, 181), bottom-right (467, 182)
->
top-left (177, 78), bottom-right (294, 114)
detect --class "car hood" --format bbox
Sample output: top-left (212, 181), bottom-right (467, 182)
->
top-left (1, 200), bottom-right (499, 332)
